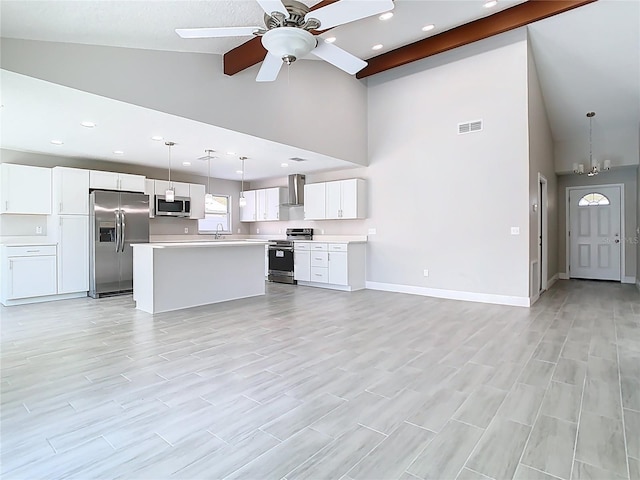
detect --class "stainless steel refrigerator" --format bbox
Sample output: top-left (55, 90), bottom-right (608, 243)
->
top-left (89, 190), bottom-right (149, 298)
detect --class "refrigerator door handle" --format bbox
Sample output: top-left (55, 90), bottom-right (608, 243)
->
top-left (120, 210), bottom-right (126, 252)
top-left (115, 210), bottom-right (121, 253)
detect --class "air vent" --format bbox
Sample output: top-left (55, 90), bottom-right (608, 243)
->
top-left (289, 157), bottom-right (308, 162)
top-left (458, 119), bottom-right (483, 135)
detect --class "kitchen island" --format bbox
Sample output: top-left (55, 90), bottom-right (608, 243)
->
top-left (132, 241), bottom-right (268, 314)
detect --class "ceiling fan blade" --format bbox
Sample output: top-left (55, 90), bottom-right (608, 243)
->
top-left (256, 0), bottom-right (290, 17)
top-left (175, 26), bottom-right (260, 39)
top-left (256, 52), bottom-right (284, 82)
top-left (308, 0), bottom-right (394, 30)
top-left (311, 42), bottom-right (367, 75)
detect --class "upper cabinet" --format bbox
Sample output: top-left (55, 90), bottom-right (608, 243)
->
top-left (305, 179), bottom-right (366, 220)
top-left (154, 180), bottom-right (190, 198)
top-left (53, 167), bottom-right (89, 215)
top-left (0, 164), bottom-right (52, 215)
top-left (303, 183), bottom-right (326, 220)
top-left (240, 187), bottom-right (288, 222)
top-left (189, 184), bottom-right (206, 220)
top-left (239, 190), bottom-right (257, 222)
top-left (89, 171), bottom-right (145, 193)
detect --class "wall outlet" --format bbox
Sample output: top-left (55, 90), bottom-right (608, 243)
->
top-left (237, 228), bottom-right (241, 234)
top-left (510, 227), bottom-right (520, 235)
top-left (184, 227), bottom-right (189, 234)
top-left (278, 229), bottom-right (282, 234)
top-left (368, 228), bottom-right (377, 235)
top-left (256, 228), bottom-right (260, 234)
top-left (423, 269), bottom-right (429, 277)
top-left (35, 226), bottom-right (42, 234)
top-left (321, 229), bottom-right (325, 235)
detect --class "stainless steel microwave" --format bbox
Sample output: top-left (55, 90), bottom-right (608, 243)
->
top-left (155, 195), bottom-right (191, 217)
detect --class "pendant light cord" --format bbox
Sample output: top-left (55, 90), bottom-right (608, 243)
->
top-left (165, 141), bottom-right (175, 186)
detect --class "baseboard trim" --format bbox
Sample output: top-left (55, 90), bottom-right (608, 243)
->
top-left (547, 273), bottom-right (559, 289)
top-left (365, 281), bottom-right (530, 307)
top-left (622, 276), bottom-right (636, 285)
top-left (558, 273), bottom-right (570, 280)
top-left (1, 291), bottom-right (87, 307)
top-left (636, 280), bottom-right (640, 293)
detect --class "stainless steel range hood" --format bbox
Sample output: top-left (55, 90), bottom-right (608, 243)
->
top-left (287, 174), bottom-right (305, 206)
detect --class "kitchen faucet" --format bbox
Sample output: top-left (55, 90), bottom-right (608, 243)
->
top-left (214, 223), bottom-right (224, 240)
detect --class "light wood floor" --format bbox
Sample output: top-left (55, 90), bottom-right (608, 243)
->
top-left (1, 280), bottom-right (639, 480)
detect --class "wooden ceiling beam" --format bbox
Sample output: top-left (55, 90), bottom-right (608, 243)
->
top-left (356, 0), bottom-right (596, 79)
top-left (223, 0), bottom-right (340, 76)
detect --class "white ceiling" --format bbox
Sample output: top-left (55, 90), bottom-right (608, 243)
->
top-left (0, 0), bottom-right (525, 59)
top-left (0, 70), bottom-right (354, 181)
top-left (1, 0), bottom-right (638, 177)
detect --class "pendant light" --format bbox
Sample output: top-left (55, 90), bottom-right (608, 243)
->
top-left (199, 149), bottom-right (216, 209)
top-left (238, 156), bottom-right (247, 207)
top-left (573, 112), bottom-right (611, 176)
top-left (165, 141), bottom-right (175, 202)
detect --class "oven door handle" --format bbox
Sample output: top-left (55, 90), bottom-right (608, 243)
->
top-left (269, 247), bottom-right (294, 252)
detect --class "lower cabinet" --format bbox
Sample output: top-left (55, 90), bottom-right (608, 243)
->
top-left (294, 242), bottom-right (365, 290)
top-left (1, 245), bottom-right (57, 303)
top-left (56, 215), bottom-right (89, 294)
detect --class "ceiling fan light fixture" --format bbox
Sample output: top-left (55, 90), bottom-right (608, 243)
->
top-left (261, 27), bottom-right (317, 64)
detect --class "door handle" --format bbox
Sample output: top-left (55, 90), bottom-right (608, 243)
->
top-left (115, 211), bottom-right (121, 253)
top-left (120, 211), bottom-right (126, 252)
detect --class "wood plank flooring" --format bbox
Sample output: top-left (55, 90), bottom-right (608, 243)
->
top-left (1, 280), bottom-right (639, 479)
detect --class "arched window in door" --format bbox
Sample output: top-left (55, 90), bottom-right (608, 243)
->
top-left (578, 192), bottom-right (610, 206)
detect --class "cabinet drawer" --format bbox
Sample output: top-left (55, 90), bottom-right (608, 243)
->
top-left (310, 267), bottom-right (328, 283)
top-left (295, 242), bottom-right (312, 251)
top-left (6, 245), bottom-right (56, 257)
top-left (329, 243), bottom-right (348, 252)
top-left (311, 252), bottom-right (328, 268)
top-left (310, 243), bottom-right (328, 251)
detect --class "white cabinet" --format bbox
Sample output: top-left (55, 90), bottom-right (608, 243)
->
top-left (189, 184), bottom-right (206, 219)
top-left (294, 250), bottom-right (311, 282)
top-left (145, 179), bottom-right (155, 218)
top-left (325, 179), bottom-right (366, 219)
top-left (240, 190), bottom-right (257, 222)
top-left (90, 171), bottom-right (145, 192)
top-left (242, 187), bottom-right (288, 222)
top-left (56, 216), bottom-right (89, 294)
top-left (53, 167), bottom-right (89, 215)
top-left (1, 245), bottom-right (57, 303)
top-left (153, 180), bottom-right (189, 198)
top-left (293, 242), bottom-right (365, 291)
top-left (0, 164), bottom-right (52, 215)
top-left (303, 183), bottom-right (326, 220)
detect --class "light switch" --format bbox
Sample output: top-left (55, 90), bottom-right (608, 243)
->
top-left (368, 228), bottom-right (377, 235)
top-left (35, 226), bottom-right (42, 234)
top-left (510, 227), bottom-right (520, 235)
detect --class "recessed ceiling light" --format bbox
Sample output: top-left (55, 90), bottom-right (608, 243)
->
top-left (81, 121), bottom-right (96, 128)
top-left (324, 36), bottom-right (337, 44)
top-left (422, 24), bottom-right (435, 32)
top-left (50, 140), bottom-right (64, 145)
top-left (372, 44), bottom-right (383, 51)
top-left (236, 170), bottom-right (243, 174)
top-left (151, 135), bottom-right (163, 141)
top-left (182, 161), bottom-right (191, 166)
top-left (483, 0), bottom-right (498, 8)
top-left (113, 150), bottom-right (124, 155)
top-left (379, 12), bottom-right (393, 20)
top-left (227, 151), bottom-right (236, 155)
top-left (281, 163), bottom-right (289, 167)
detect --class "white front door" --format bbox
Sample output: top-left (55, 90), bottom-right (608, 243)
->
top-left (569, 186), bottom-right (621, 281)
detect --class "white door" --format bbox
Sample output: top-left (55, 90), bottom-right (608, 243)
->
top-left (569, 186), bottom-right (621, 281)
top-left (304, 183), bottom-right (326, 220)
top-left (54, 167), bottom-right (90, 215)
top-left (328, 251), bottom-right (348, 285)
top-left (325, 181), bottom-right (341, 219)
top-left (240, 190), bottom-right (257, 222)
top-left (256, 189), bottom-right (267, 221)
top-left (58, 216), bottom-right (89, 294)
top-left (118, 174), bottom-right (146, 193)
top-left (264, 188), bottom-right (281, 221)
top-left (189, 184), bottom-right (206, 219)
top-left (8, 256), bottom-right (57, 299)
top-left (340, 179), bottom-right (358, 219)
top-left (294, 251), bottom-right (311, 281)
top-left (90, 170), bottom-right (119, 190)
top-left (1, 164), bottom-right (52, 214)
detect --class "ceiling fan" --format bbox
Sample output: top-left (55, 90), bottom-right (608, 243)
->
top-left (175, 0), bottom-right (394, 82)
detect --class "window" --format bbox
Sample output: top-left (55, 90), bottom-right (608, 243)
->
top-left (578, 192), bottom-right (610, 206)
top-left (198, 195), bottom-right (231, 233)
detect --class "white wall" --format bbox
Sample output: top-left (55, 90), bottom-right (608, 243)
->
top-left (0, 149), bottom-right (250, 237)
top-left (527, 40), bottom-right (558, 293)
top-left (557, 167), bottom-right (638, 281)
top-left (637, 163), bottom-right (640, 290)
top-left (0, 39), bottom-right (368, 166)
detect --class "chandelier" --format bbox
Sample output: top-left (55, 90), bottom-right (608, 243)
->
top-left (573, 112), bottom-right (610, 176)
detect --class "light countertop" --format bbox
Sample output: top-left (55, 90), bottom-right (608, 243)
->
top-left (133, 240), bottom-right (268, 249)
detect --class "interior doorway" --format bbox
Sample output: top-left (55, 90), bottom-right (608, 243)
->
top-left (538, 174), bottom-right (548, 294)
top-left (567, 185), bottom-right (622, 281)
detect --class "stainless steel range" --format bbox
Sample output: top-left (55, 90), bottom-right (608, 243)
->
top-left (268, 228), bottom-right (313, 284)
